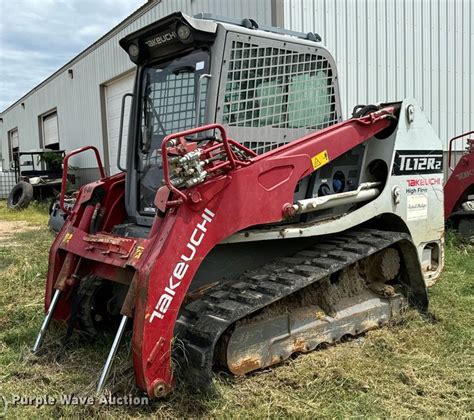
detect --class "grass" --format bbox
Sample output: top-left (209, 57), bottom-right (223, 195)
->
top-left (0, 200), bottom-right (50, 223)
top-left (0, 201), bottom-right (472, 418)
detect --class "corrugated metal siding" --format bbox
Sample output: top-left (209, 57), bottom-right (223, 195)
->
top-left (3, 0), bottom-right (470, 172)
top-left (284, 0), bottom-right (473, 150)
top-left (0, 0), bottom-right (272, 170)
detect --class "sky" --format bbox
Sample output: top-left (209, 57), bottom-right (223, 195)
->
top-left (0, 0), bottom-right (146, 112)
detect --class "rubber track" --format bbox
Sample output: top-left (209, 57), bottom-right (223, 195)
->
top-left (174, 228), bottom-right (411, 389)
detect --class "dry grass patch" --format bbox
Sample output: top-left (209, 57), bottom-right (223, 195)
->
top-left (0, 202), bottom-right (472, 418)
top-left (0, 200), bottom-right (50, 224)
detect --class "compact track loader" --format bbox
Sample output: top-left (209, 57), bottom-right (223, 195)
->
top-left (33, 13), bottom-right (444, 398)
top-left (445, 131), bottom-right (474, 238)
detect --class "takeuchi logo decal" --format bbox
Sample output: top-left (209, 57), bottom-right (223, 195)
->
top-left (145, 31), bottom-right (177, 48)
top-left (149, 208), bottom-right (215, 323)
top-left (406, 177), bottom-right (442, 187)
top-left (455, 169), bottom-right (474, 181)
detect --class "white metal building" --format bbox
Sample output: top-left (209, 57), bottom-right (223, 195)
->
top-left (0, 0), bottom-right (273, 185)
top-left (284, 0), bottom-right (473, 149)
top-left (0, 0), bottom-right (472, 187)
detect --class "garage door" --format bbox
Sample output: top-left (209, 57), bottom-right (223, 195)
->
top-left (9, 128), bottom-right (19, 162)
top-left (10, 129), bottom-right (19, 149)
top-left (105, 72), bottom-right (135, 174)
top-left (43, 112), bottom-right (59, 148)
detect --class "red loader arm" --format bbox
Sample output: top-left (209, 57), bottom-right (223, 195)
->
top-left (132, 106), bottom-right (398, 397)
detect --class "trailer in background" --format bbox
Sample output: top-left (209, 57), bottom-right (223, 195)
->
top-left (7, 149), bottom-right (75, 209)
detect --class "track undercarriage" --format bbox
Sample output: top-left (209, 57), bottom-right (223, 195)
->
top-left (174, 228), bottom-right (425, 388)
top-left (71, 228), bottom-right (424, 392)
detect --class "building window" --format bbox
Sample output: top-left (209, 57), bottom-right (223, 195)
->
top-left (8, 128), bottom-right (19, 162)
top-left (41, 111), bottom-right (60, 150)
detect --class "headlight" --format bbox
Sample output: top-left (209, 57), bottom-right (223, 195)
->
top-left (128, 44), bottom-right (140, 58)
top-left (177, 24), bottom-right (191, 40)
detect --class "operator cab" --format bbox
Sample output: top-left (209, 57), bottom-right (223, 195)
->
top-left (119, 12), bottom-right (344, 227)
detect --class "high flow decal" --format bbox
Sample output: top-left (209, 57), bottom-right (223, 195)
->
top-left (392, 150), bottom-right (443, 175)
top-left (149, 208), bottom-right (215, 323)
top-left (405, 177), bottom-right (442, 195)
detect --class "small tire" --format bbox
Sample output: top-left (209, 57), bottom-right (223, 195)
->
top-left (7, 181), bottom-right (34, 210)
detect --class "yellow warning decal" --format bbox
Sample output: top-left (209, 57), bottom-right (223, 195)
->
top-left (63, 232), bottom-right (73, 244)
top-left (311, 150), bottom-right (330, 170)
top-left (133, 246), bottom-right (145, 260)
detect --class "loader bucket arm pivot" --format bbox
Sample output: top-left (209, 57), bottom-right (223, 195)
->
top-left (132, 105), bottom-right (399, 397)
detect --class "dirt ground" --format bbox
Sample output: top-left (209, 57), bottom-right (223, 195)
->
top-left (0, 202), bottom-right (473, 418)
top-left (0, 220), bottom-right (39, 241)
